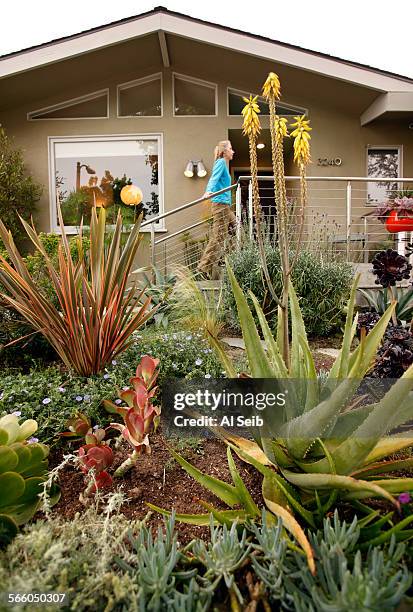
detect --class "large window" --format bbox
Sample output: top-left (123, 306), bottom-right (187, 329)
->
top-left (227, 88), bottom-right (305, 116)
top-left (117, 74), bottom-right (162, 117)
top-left (173, 73), bottom-right (217, 116)
top-left (49, 135), bottom-right (163, 232)
top-left (367, 146), bottom-right (402, 205)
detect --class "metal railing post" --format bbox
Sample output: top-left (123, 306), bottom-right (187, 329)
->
top-left (363, 216), bottom-right (369, 264)
top-left (346, 181), bottom-right (352, 262)
top-left (235, 183), bottom-right (242, 249)
top-left (248, 181), bottom-right (253, 241)
top-left (150, 221), bottom-right (156, 274)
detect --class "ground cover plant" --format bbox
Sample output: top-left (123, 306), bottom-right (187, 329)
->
top-left (0, 329), bottom-right (225, 444)
top-left (0, 501), bottom-right (411, 611)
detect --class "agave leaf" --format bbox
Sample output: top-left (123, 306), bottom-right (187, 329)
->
top-left (345, 478), bottom-right (413, 500)
top-left (364, 434), bottom-right (413, 464)
top-left (226, 264), bottom-right (274, 377)
top-left (249, 292), bottom-right (288, 378)
top-left (264, 498), bottom-right (315, 574)
top-left (329, 275), bottom-right (360, 380)
top-left (279, 375), bottom-right (363, 460)
top-left (359, 515), bottom-right (413, 548)
top-left (325, 364), bottom-right (413, 475)
top-left (169, 449), bottom-right (240, 507)
top-left (224, 434), bottom-right (274, 466)
top-left (227, 447), bottom-right (260, 517)
top-left (276, 304), bottom-right (286, 365)
top-left (289, 281), bottom-right (312, 380)
top-left (347, 302), bottom-right (396, 377)
top-left (229, 444), bottom-right (316, 527)
top-left (352, 458), bottom-right (413, 478)
top-left (198, 500), bottom-right (247, 528)
top-left (281, 470), bottom-right (399, 509)
top-left (147, 503), bottom-right (248, 525)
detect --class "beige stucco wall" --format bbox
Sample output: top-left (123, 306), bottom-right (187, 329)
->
top-left (0, 33), bottom-right (412, 267)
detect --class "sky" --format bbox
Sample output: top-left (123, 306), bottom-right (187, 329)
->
top-left (1, 0), bottom-right (413, 79)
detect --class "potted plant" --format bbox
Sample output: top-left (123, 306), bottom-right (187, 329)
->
top-left (374, 189), bottom-right (413, 233)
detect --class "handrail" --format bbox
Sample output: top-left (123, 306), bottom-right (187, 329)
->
top-left (140, 183), bottom-right (237, 228)
top-left (237, 175), bottom-right (413, 182)
top-left (142, 175), bottom-right (412, 228)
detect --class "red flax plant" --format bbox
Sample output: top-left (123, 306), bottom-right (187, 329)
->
top-left (104, 355), bottom-right (160, 476)
top-left (0, 206), bottom-right (152, 376)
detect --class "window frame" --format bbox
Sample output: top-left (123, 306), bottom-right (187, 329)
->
top-left (27, 89), bottom-right (109, 121)
top-left (48, 133), bottom-right (165, 234)
top-left (172, 72), bottom-right (218, 118)
top-left (365, 144), bottom-right (403, 207)
top-left (116, 72), bottom-right (163, 118)
top-left (226, 87), bottom-right (307, 117)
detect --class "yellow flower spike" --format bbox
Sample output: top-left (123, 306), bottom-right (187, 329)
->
top-left (273, 116), bottom-right (289, 140)
top-left (290, 115), bottom-right (312, 165)
top-left (242, 95), bottom-right (261, 138)
top-left (262, 72), bottom-right (281, 101)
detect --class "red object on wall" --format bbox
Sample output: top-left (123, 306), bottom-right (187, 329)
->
top-left (385, 210), bottom-right (413, 233)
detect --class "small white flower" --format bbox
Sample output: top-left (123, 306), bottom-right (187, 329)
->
top-left (12, 411), bottom-right (22, 417)
top-left (93, 425), bottom-right (99, 431)
top-left (115, 399), bottom-right (122, 405)
top-left (112, 360), bottom-right (117, 365)
top-left (83, 394), bottom-right (91, 401)
top-left (122, 386), bottom-right (130, 391)
top-left (204, 373), bottom-right (211, 379)
top-left (58, 387), bottom-right (66, 393)
top-left (28, 437), bottom-right (39, 444)
top-left (103, 374), bottom-right (110, 380)
top-left (42, 398), bottom-right (51, 405)
top-left (75, 396), bottom-right (83, 402)
top-left (195, 358), bottom-right (203, 366)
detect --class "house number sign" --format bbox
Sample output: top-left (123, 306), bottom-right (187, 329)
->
top-left (317, 157), bottom-right (342, 167)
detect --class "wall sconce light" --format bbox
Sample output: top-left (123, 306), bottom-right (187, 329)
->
top-left (184, 160), bottom-right (208, 178)
top-left (257, 142), bottom-right (265, 150)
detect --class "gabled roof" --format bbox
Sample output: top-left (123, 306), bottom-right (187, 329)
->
top-left (1, 6), bottom-right (413, 93)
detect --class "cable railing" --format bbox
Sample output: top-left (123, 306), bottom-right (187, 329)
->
top-left (143, 176), bottom-right (413, 276)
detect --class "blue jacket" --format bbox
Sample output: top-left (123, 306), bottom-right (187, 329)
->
top-left (206, 158), bottom-right (232, 204)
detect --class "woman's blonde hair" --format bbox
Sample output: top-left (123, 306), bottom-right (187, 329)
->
top-left (214, 140), bottom-right (231, 160)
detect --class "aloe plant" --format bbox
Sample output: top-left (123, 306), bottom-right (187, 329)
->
top-left (0, 413), bottom-right (59, 547)
top-left (208, 267), bottom-right (413, 523)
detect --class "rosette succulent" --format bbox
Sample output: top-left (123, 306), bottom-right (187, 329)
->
top-left (372, 249), bottom-right (412, 287)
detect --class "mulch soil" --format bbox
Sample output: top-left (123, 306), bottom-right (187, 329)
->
top-left (49, 432), bottom-right (264, 543)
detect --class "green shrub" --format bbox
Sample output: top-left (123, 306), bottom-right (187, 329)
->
top-left (0, 126), bottom-right (42, 249)
top-left (0, 329), bottom-right (225, 443)
top-left (222, 239), bottom-right (353, 336)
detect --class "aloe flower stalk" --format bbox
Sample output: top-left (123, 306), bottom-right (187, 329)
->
top-left (241, 95), bottom-right (281, 312)
top-left (262, 72), bottom-right (291, 366)
top-left (289, 115), bottom-right (312, 276)
top-left (104, 355), bottom-right (160, 477)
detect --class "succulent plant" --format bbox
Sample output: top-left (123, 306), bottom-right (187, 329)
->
top-left (372, 249), bottom-right (412, 288)
top-left (372, 325), bottom-right (413, 379)
top-left (0, 413), bottom-right (58, 548)
top-left (356, 311), bottom-right (381, 336)
top-left (60, 412), bottom-right (114, 500)
top-left (104, 355), bottom-right (160, 476)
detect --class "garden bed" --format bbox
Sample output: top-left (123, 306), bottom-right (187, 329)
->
top-left (50, 431), bottom-right (264, 544)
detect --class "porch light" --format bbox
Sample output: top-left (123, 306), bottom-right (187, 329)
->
top-left (184, 161), bottom-right (194, 177)
top-left (196, 160), bottom-right (207, 177)
top-left (184, 160), bottom-right (208, 178)
top-left (257, 142), bottom-right (265, 149)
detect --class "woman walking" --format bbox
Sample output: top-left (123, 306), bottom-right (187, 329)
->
top-left (197, 140), bottom-right (235, 279)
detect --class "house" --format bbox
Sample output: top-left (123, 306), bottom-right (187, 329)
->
top-left (1, 6), bottom-right (413, 269)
